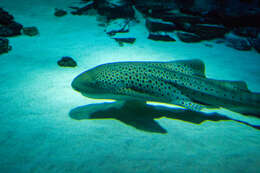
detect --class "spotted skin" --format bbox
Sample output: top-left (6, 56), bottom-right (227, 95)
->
top-left (72, 60), bottom-right (260, 116)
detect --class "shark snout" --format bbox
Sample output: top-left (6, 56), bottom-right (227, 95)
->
top-left (71, 70), bottom-right (96, 93)
top-left (71, 76), bottom-right (82, 92)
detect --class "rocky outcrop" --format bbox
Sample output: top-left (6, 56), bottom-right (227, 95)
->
top-left (133, 0), bottom-right (178, 15)
top-left (70, 1), bottom-right (95, 15)
top-left (248, 37), bottom-right (260, 53)
top-left (148, 32), bottom-right (176, 42)
top-left (145, 17), bottom-right (176, 32)
top-left (225, 33), bottom-right (252, 51)
top-left (94, 0), bottom-right (135, 19)
top-left (179, 0), bottom-right (260, 27)
top-left (0, 37), bottom-right (11, 54)
top-left (233, 27), bottom-right (259, 38)
top-left (177, 31), bottom-right (201, 43)
top-left (105, 18), bottom-right (129, 35)
top-left (0, 8), bottom-right (23, 37)
top-left (71, 1), bottom-right (260, 47)
top-left (186, 24), bottom-right (228, 40)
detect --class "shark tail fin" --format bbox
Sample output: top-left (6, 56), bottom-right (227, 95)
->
top-left (226, 92), bottom-right (260, 117)
top-left (252, 92), bottom-right (260, 104)
top-left (228, 106), bottom-right (260, 118)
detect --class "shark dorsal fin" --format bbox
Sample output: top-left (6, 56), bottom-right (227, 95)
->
top-left (163, 59), bottom-right (206, 77)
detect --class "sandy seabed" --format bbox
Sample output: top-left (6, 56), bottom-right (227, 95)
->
top-left (0, 0), bottom-right (260, 173)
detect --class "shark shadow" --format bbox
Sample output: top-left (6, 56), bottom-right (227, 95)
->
top-left (69, 101), bottom-right (260, 133)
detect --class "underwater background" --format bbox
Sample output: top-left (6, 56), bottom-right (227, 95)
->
top-left (0, 0), bottom-right (260, 172)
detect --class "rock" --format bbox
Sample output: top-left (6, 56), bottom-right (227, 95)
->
top-left (95, 0), bottom-right (135, 19)
top-left (0, 22), bottom-right (23, 37)
top-left (233, 27), bottom-right (259, 38)
top-left (0, 8), bottom-right (23, 37)
top-left (57, 57), bottom-right (77, 67)
top-left (148, 32), bottom-right (176, 42)
top-left (0, 37), bottom-right (11, 54)
top-left (220, 7), bottom-right (260, 27)
top-left (0, 8), bottom-right (14, 25)
top-left (177, 31), bottom-right (201, 43)
top-left (214, 39), bottom-right (225, 44)
top-left (180, 0), bottom-right (260, 27)
top-left (133, 0), bottom-right (177, 15)
top-left (248, 37), bottom-right (260, 53)
top-left (54, 8), bottom-right (67, 17)
top-left (225, 34), bottom-right (252, 51)
top-left (105, 18), bottom-right (129, 35)
top-left (187, 24), bottom-right (228, 40)
top-left (112, 37), bottom-right (136, 46)
top-left (145, 17), bottom-right (176, 32)
top-left (204, 43), bottom-right (213, 48)
top-left (22, 26), bottom-right (39, 36)
top-left (151, 11), bottom-right (205, 26)
top-left (70, 1), bottom-right (95, 15)
top-left (133, 0), bottom-right (260, 28)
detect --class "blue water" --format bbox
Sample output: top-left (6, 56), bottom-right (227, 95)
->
top-left (0, 0), bottom-right (260, 173)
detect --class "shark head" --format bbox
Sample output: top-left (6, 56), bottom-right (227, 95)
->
top-left (71, 67), bottom-right (107, 98)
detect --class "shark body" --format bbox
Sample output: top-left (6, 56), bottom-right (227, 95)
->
top-left (71, 59), bottom-right (260, 117)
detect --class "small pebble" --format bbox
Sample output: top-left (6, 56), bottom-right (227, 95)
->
top-left (54, 8), bottom-right (67, 17)
top-left (57, 56), bottom-right (77, 67)
top-left (22, 26), bottom-right (39, 36)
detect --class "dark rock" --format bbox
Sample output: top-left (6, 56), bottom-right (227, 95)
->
top-left (105, 18), bottom-right (129, 35)
top-left (151, 11), bottom-right (205, 26)
top-left (54, 8), bottom-right (67, 17)
top-left (70, 1), bottom-right (95, 15)
top-left (0, 8), bottom-right (14, 25)
top-left (0, 8), bottom-right (23, 37)
top-left (22, 27), bottom-right (39, 36)
top-left (94, 0), bottom-right (135, 19)
top-left (145, 17), bottom-right (176, 32)
top-left (220, 7), bottom-right (260, 27)
top-left (177, 31), bottom-right (201, 43)
top-left (180, 6), bottom-right (209, 16)
top-left (214, 39), bottom-right (225, 44)
top-left (148, 32), bottom-right (176, 42)
top-left (133, 0), bottom-right (260, 28)
top-left (233, 27), bottom-right (259, 38)
top-left (248, 37), bottom-right (260, 53)
top-left (181, 1), bottom-right (260, 27)
top-left (187, 24), bottom-right (228, 40)
top-left (204, 43), bottom-right (213, 48)
top-left (0, 37), bottom-right (11, 54)
top-left (133, 0), bottom-right (177, 15)
top-left (225, 34), bottom-right (252, 51)
top-left (113, 37), bottom-right (136, 46)
top-left (0, 22), bottom-right (23, 37)
top-left (57, 57), bottom-right (77, 67)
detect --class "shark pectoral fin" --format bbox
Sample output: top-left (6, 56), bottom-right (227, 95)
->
top-left (122, 87), bottom-right (155, 101)
top-left (175, 100), bottom-right (219, 112)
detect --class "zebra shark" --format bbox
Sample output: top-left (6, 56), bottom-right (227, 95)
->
top-left (71, 59), bottom-right (260, 117)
